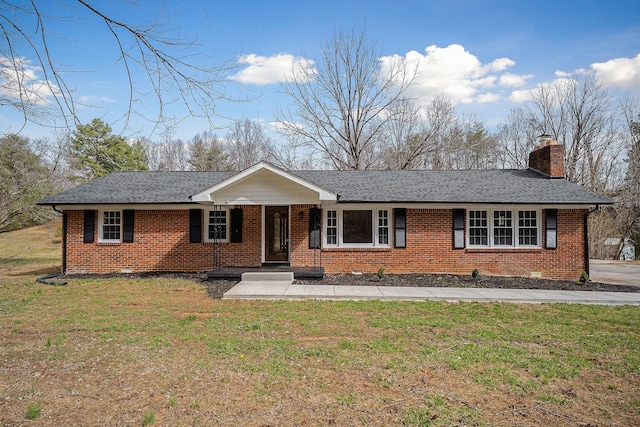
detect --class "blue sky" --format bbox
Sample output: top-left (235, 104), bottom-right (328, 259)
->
top-left (2, 0), bottom-right (640, 141)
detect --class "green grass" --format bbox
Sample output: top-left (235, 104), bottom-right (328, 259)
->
top-left (142, 410), bottom-right (155, 426)
top-left (26, 402), bottom-right (41, 420)
top-left (1, 222), bottom-right (639, 425)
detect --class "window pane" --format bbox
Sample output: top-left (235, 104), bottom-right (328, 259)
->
top-left (518, 210), bottom-right (538, 245)
top-left (208, 210), bottom-right (227, 240)
top-left (493, 211), bottom-right (513, 245)
top-left (102, 211), bottom-right (121, 240)
top-left (378, 227), bottom-right (389, 245)
top-left (469, 227), bottom-right (488, 245)
top-left (343, 210), bottom-right (372, 243)
top-left (469, 210), bottom-right (488, 245)
top-left (378, 210), bottom-right (389, 245)
top-left (326, 210), bottom-right (337, 244)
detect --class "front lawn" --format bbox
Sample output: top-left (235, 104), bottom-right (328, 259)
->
top-left (1, 222), bottom-right (638, 426)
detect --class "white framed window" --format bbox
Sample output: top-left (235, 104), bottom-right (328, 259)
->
top-left (324, 207), bottom-right (391, 248)
top-left (518, 210), bottom-right (538, 246)
top-left (469, 210), bottom-right (488, 246)
top-left (467, 208), bottom-right (541, 248)
top-left (99, 210), bottom-right (121, 242)
top-left (493, 210), bottom-right (513, 246)
top-left (205, 208), bottom-right (229, 242)
top-left (378, 210), bottom-right (389, 245)
top-left (326, 210), bottom-right (337, 245)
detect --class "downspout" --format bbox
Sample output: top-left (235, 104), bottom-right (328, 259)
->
top-left (584, 205), bottom-right (599, 277)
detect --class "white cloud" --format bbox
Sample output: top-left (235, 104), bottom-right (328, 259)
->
top-left (554, 70), bottom-right (572, 78)
top-left (0, 56), bottom-right (58, 104)
top-left (509, 88), bottom-right (534, 103)
top-left (499, 73), bottom-right (533, 88)
top-left (476, 93), bottom-right (501, 103)
top-left (508, 76), bottom-right (573, 104)
top-left (591, 53), bottom-right (640, 91)
top-left (229, 53), bottom-right (315, 85)
top-left (380, 44), bottom-right (529, 105)
top-left (78, 95), bottom-right (117, 104)
top-left (487, 57), bottom-right (515, 72)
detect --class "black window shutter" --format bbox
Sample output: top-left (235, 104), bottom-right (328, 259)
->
top-left (122, 210), bottom-right (135, 243)
top-left (309, 207), bottom-right (322, 249)
top-left (189, 209), bottom-right (202, 243)
top-left (83, 210), bottom-right (95, 243)
top-left (394, 208), bottom-right (407, 248)
top-left (545, 209), bottom-right (558, 249)
top-left (230, 208), bottom-right (243, 243)
top-left (453, 209), bottom-right (465, 249)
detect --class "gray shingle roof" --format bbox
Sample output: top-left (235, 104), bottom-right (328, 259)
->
top-left (38, 168), bottom-right (612, 206)
top-left (293, 169), bottom-right (612, 204)
top-left (38, 171), bottom-right (235, 205)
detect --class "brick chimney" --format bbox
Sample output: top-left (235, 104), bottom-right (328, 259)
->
top-left (528, 134), bottom-right (565, 178)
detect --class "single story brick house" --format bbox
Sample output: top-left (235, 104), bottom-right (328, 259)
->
top-left (38, 140), bottom-right (611, 281)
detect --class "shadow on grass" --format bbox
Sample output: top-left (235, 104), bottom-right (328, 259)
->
top-left (6, 264), bottom-right (61, 277)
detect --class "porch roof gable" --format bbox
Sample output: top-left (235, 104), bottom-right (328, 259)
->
top-left (190, 161), bottom-right (338, 204)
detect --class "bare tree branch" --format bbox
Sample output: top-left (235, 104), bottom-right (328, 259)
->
top-left (1, 0), bottom-right (238, 134)
top-left (276, 28), bottom-right (417, 170)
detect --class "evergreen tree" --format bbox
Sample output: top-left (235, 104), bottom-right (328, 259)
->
top-left (0, 134), bottom-right (57, 231)
top-left (68, 118), bottom-right (148, 181)
top-left (188, 131), bottom-right (231, 171)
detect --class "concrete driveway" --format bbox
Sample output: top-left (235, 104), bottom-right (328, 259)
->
top-left (590, 260), bottom-right (640, 286)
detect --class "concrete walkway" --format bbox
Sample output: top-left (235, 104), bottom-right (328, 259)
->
top-left (223, 272), bottom-right (640, 305)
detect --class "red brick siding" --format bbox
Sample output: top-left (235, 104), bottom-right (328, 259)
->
top-left (294, 208), bottom-right (587, 281)
top-left (65, 207), bottom-right (262, 274)
top-left (65, 206), bottom-right (587, 280)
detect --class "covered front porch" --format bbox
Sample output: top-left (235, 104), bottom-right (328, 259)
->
top-left (191, 162), bottom-right (335, 275)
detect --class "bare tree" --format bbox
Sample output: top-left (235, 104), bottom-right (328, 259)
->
top-left (142, 131), bottom-right (190, 171)
top-left (1, 1), bottom-right (237, 133)
top-left (263, 131), bottom-right (316, 171)
top-left (379, 99), bottom-right (426, 169)
top-left (495, 106), bottom-right (540, 168)
top-left (530, 73), bottom-right (623, 192)
top-left (226, 119), bottom-right (267, 170)
top-left (377, 96), bottom-right (498, 171)
top-left (498, 73), bottom-right (625, 192)
top-left (613, 100), bottom-right (640, 259)
top-left (276, 28), bottom-right (417, 170)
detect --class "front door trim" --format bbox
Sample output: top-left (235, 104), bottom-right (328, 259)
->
top-left (262, 205), bottom-right (290, 263)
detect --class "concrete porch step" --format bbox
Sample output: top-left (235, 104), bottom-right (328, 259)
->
top-left (240, 271), bottom-right (294, 283)
top-left (207, 267), bottom-right (323, 280)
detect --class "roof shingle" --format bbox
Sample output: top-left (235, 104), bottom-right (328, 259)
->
top-left (38, 168), bottom-right (612, 206)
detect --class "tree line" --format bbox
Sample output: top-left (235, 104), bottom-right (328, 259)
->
top-left (4, 87), bottom-right (638, 259)
top-left (1, 19), bottom-right (638, 259)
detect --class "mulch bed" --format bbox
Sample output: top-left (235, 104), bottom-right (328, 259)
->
top-left (59, 271), bottom-right (640, 300)
top-left (206, 272), bottom-right (639, 300)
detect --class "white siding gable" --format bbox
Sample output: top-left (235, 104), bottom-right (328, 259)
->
top-left (191, 161), bottom-right (337, 205)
